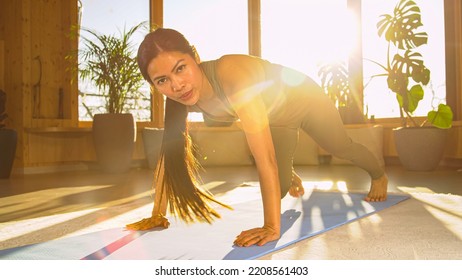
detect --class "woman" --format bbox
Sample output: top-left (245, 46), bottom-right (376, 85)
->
top-left (126, 28), bottom-right (388, 247)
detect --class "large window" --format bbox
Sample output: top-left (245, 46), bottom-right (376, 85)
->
top-left (78, 0), bottom-right (150, 121)
top-left (362, 0), bottom-right (446, 119)
top-left (260, 0), bottom-right (446, 120)
top-left (164, 0), bottom-right (249, 61)
top-left (261, 0), bottom-right (353, 85)
top-left (164, 0), bottom-right (248, 121)
top-left (77, 0), bottom-right (448, 123)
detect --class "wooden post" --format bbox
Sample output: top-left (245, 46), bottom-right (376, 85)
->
top-left (248, 0), bottom-right (261, 57)
top-left (149, 0), bottom-right (165, 128)
top-left (0, 41), bottom-right (4, 91)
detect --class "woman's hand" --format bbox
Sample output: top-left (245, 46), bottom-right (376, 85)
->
top-left (234, 225), bottom-right (280, 247)
top-left (125, 214), bottom-right (170, 231)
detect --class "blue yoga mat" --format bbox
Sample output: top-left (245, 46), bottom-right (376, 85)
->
top-left (0, 190), bottom-right (408, 260)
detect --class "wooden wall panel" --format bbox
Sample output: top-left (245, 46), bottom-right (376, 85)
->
top-left (26, 130), bottom-right (146, 166)
top-left (28, 131), bottom-right (96, 165)
top-left (0, 0), bottom-right (27, 168)
top-left (0, 41), bottom-right (4, 90)
top-left (30, 0), bottom-right (73, 120)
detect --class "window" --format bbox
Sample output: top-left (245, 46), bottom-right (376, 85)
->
top-left (78, 0), bottom-right (150, 121)
top-left (89, 0), bottom-right (447, 124)
top-left (164, 0), bottom-right (249, 121)
top-left (259, 0), bottom-right (446, 121)
top-left (361, 0), bottom-right (446, 119)
top-left (261, 0), bottom-right (353, 85)
top-left (164, 0), bottom-right (248, 61)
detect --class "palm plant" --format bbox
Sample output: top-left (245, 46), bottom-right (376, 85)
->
top-left (367, 0), bottom-right (452, 128)
top-left (72, 21), bottom-right (147, 116)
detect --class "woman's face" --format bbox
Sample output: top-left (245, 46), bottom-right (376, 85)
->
top-left (147, 51), bottom-right (202, 106)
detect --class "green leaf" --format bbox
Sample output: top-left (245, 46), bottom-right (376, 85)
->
top-left (427, 104), bottom-right (453, 129)
top-left (377, 0), bottom-right (427, 50)
top-left (407, 84), bottom-right (424, 113)
top-left (398, 85), bottom-right (423, 113)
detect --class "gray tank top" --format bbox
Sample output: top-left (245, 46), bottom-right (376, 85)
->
top-left (195, 57), bottom-right (314, 128)
top-left (196, 60), bottom-right (238, 123)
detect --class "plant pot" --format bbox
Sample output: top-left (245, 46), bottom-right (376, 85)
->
top-left (93, 113), bottom-right (136, 173)
top-left (142, 127), bottom-right (164, 170)
top-left (0, 128), bottom-right (17, 179)
top-left (393, 126), bottom-right (448, 171)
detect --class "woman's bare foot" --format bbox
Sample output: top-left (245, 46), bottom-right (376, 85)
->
top-left (289, 170), bottom-right (305, 198)
top-left (365, 174), bottom-right (388, 202)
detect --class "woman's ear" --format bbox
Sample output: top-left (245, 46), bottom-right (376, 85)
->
top-left (191, 45), bottom-right (201, 64)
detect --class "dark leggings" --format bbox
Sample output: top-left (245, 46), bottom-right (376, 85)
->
top-left (270, 92), bottom-right (384, 198)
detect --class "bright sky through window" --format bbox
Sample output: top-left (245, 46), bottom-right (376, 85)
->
top-left (79, 0), bottom-right (445, 121)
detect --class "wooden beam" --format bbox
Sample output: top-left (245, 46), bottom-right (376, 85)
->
top-left (150, 0), bottom-right (163, 28)
top-left (248, 0), bottom-right (261, 57)
top-left (445, 0), bottom-right (462, 121)
top-left (149, 0), bottom-right (164, 127)
top-left (346, 0), bottom-right (365, 124)
top-left (0, 41), bottom-right (4, 91)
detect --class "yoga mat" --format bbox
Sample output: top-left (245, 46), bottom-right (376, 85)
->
top-left (0, 190), bottom-right (408, 260)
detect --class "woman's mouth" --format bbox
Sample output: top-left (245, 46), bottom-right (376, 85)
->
top-left (179, 90), bottom-right (193, 101)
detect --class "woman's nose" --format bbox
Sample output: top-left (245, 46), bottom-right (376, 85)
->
top-left (171, 77), bottom-right (184, 91)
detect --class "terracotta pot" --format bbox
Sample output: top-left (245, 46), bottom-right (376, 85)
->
top-left (93, 113), bottom-right (136, 173)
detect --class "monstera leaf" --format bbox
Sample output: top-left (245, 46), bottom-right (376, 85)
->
top-left (318, 61), bottom-right (350, 107)
top-left (377, 0), bottom-right (428, 50)
top-left (427, 104), bottom-right (453, 129)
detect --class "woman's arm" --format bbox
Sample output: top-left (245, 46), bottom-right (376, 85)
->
top-left (219, 56), bottom-right (281, 246)
top-left (234, 98), bottom-right (281, 247)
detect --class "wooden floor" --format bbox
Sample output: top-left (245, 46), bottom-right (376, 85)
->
top-left (1, 164), bottom-right (462, 259)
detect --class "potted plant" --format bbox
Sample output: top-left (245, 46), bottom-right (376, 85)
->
top-left (368, 0), bottom-right (453, 171)
top-left (71, 22), bottom-right (147, 173)
top-left (318, 60), bottom-right (351, 122)
top-left (0, 89), bottom-right (17, 179)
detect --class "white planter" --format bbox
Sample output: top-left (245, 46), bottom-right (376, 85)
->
top-left (394, 126), bottom-right (448, 171)
top-left (142, 127), bottom-right (164, 170)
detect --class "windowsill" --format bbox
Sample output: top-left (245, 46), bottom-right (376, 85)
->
top-left (25, 127), bottom-right (92, 133)
top-left (27, 119), bottom-right (460, 134)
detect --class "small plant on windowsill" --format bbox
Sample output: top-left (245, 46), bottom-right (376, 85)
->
top-left (318, 60), bottom-right (367, 124)
top-left (318, 60), bottom-right (350, 112)
top-left (367, 0), bottom-right (453, 171)
top-left (366, 0), bottom-right (453, 129)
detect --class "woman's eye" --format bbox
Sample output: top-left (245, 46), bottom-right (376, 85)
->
top-left (176, 64), bottom-right (186, 73)
top-left (156, 77), bottom-right (167, 86)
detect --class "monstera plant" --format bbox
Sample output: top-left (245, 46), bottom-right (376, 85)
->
top-left (369, 0), bottom-right (453, 171)
top-left (369, 0), bottom-right (453, 129)
top-left (318, 61), bottom-right (350, 110)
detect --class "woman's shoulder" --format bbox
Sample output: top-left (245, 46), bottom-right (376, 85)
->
top-left (215, 54), bottom-right (267, 77)
top-left (217, 54), bottom-right (265, 66)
